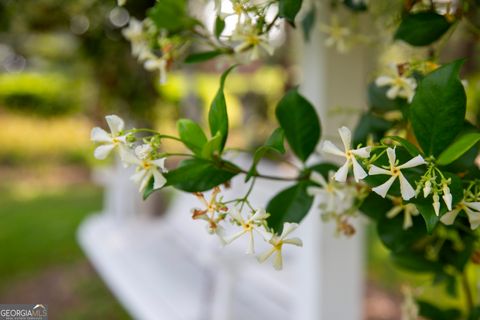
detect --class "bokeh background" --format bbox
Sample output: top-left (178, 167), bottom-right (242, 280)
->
top-left (1, 0), bottom-right (480, 319)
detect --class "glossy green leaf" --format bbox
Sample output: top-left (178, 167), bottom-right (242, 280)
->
top-left (437, 132), bottom-right (480, 166)
top-left (147, 0), bottom-right (197, 33)
top-left (353, 112), bottom-right (392, 146)
top-left (214, 16), bottom-right (225, 38)
top-left (359, 192), bottom-right (392, 221)
top-left (164, 158), bottom-right (239, 192)
top-left (417, 300), bottom-right (462, 320)
top-left (390, 252), bottom-right (442, 272)
top-left (410, 60), bottom-right (466, 157)
top-left (209, 65), bottom-right (236, 152)
top-left (377, 212), bottom-right (425, 253)
top-left (394, 12), bottom-right (451, 46)
top-left (185, 50), bottom-right (224, 64)
top-left (279, 0), bottom-right (303, 26)
top-left (201, 132), bottom-right (222, 159)
top-left (368, 82), bottom-right (408, 111)
top-left (308, 162), bottom-right (338, 178)
top-left (246, 128), bottom-right (285, 181)
top-left (275, 89), bottom-right (321, 162)
top-left (177, 119), bottom-right (207, 154)
top-left (266, 182), bottom-right (314, 233)
top-left (383, 136), bottom-right (422, 157)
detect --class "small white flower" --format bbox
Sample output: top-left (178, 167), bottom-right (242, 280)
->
top-left (134, 144), bottom-right (153, 160)
top-left (121, 150), bottom-right (167, 193)
top-left (386, 199), bottom-right (419, 229)
top-left (257, 222), bottom-right (303, 270)
top-left (375, 66), bottom-right (417, 103)
top-left (322, 126), bottom-right (371, 183)
top-left (440, 201), bottom-right (480, 230)
top-left (442, 184), bottom-right (452, 211)
top-left (117, 0), bottom-right (126, 6)
top-left (122, 19), bottom-right (149, 59)
top-left (369, 147), bottom-right (425, 200)
top-left (319, 15), bottom-right (351, 53)
top-left (423, 180), bottom-right (431, 197)
top-left (433, 193), bottom-right (441, 216)
top-left (232, 27), bottom-right (274, 61)
top-left (307, 171), bottom-right (354, 213)
top-left (91, 115), bottom-right (128, 160)
top-left (144, 57), bottom-right (168, 84)
top-left (224, 209), bottom-right (270, 254)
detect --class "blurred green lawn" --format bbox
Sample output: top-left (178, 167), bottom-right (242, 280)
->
top-left (0, 184), bottom-right (130, 319)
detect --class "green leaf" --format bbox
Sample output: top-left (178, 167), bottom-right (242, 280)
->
top-left (410, 60), bottom-right (466, 157)
top-left (301, 6), bottom-right (316, 41)
top-left (394, 11), bottom-right (452, 47)
top-left (201, 132), bottom-right (222, 159)
top-left (383, 136), bottom-right (422, 156)
top-left (147, 0), bottom-right (197, 33)
top-left (177, 119), bottom-right (207, 155)
top-left (275, 89), bottom-right (321, 162)
top-left (279, 0), bottom-right (303, 26)
top-left (368, 82), bottom-right (408, 112)
top-left (417, 300), bottom-right (462, 320)
top-left (214, 16), bottom-right (225, 38)
top-left (209, 65), bottom-right (236, 152)
top-left (185, 50), bottom-right (224, 64)
top-left (377, 211), bottom-right (426, 253)
top-left (246, 128), bottom-right (285, 181)
top-left (266, 182), bottom-right (314, 233)
top-left (165, 158), bottom-right (239, 192)
top-left (359, 192), bottom-right (392, 221)
top-left (412, 198), bottom-right (440, 234)
top-left (390, 252), bottom-right (442, 272)
top-left (437, 132), bottom-right (480, 166)
top-left (143, 178), bottom-right (155, 200)
top-left (308, 162), bottom-right (338, 178)
top-left (353, 112), bottom-right (392, 146)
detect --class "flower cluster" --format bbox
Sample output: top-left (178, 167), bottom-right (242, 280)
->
top-left (191, 188), bottom-right (302, 270)
top-left (91, 115), bottom-right (168, 193)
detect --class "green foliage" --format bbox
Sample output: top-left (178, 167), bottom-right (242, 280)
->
top-left (185, 50), bottom-right (224, 64)
top-left (384, 136), bottom-right (422, 156)
top-left (209, 66), bottom-right (236, 152)
top-left (246, 128), bottom-right (285, 181)
top-left (275, 89), bottom-right (321, 162)
top-left (147, 0), bottom-right (198, 33)
top-left (368, 82), bottom-right (408, 112)
top-left (417, 300), bottom-right (462, 320)
top-left (266, 182), bottom-right (314, 233)
top-left (278, 0), bottom-right (303, 26)
top-left (410, 61), bottom-right (466, 157)
top-left (437, 132), bottom-right (480, 166)
top-left (214, 16), bottom-right (226, 39)
top-left (164, 158), bottom-right (239, 192)
top-left (377, 212), bottom-right (426, 253)
top-left (394, 12), bottom-right (452, 46)
top-left (353, 113), bottom-right (392, 146)
top-left (177, 119), bottom-right (208, 155)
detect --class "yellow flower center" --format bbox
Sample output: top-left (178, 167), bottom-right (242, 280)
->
top-left (247, 34), bottom-right (260, 46)
top-left (142, 161), bottom-right (152, 170)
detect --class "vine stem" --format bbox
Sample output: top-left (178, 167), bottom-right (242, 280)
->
top-left (462, 270), bottom-right (474, 314)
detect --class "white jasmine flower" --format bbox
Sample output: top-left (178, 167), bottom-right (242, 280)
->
top-left (224, 209), bottom-right (270, 254)
top-left (423, 180), bottom-right (431, 197)
top-left (319, 15), bottom-right (351, 53)
top-left (122, 18), bottom-right (149, 58)
top-left (91, 115), bottom-right (128, 160)
top-left (121, 150), bottom-right (167, 193)
top-left (307, 171), bottom-right (354, 213)
top-left (322, 126), bottom-right (371, 182)
top-left (440, 201), bottom-right (480, 230)
top-left (442, 184), bottom-right (452, 211)
top-left (192, 188), bottom-right (228, 243)
top-left (375, 66), bottom-right (417, 102)
top-left (134, 144), bottom-right (153, 160)
top-left (144, 57), bottom-right (168, 84)
top-left (433, 193), bottom-right (441, 216)
top-left (386, 199), bottom-right (419, 229)
top-left (258, 223), bottom-right (303, 270)
top-left (369, 147), bottom-right (425, 200)
top-left (232, 27), bottom-right (274, 61)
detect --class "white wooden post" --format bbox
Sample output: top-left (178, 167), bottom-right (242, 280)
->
top-left (293, 6), bottom-right (372, 320)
